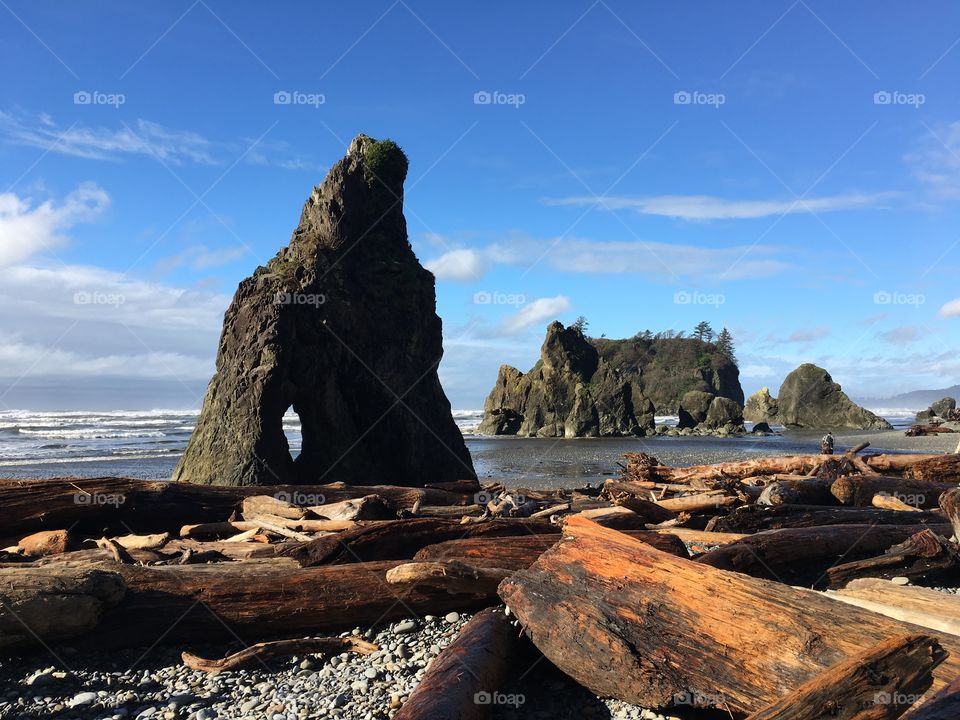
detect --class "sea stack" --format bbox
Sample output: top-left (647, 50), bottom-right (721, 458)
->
top-left (776, 363), bottom-right (893, 430)
top-left (173, 134), bottom-right (475, 487)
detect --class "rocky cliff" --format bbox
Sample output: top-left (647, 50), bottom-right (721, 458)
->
top-left (477, 323), bottom-right (742, 437)
top-left (173, 134), bottom-right (475, 487)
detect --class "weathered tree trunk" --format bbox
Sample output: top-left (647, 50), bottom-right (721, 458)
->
top-left (183, 636), bottom-right (378, 673)
top-left (709, 505), bottom-right (947, 533)
top-left (906, 455), bottom-right (960, 483)
top-left (827, 579), bottom-right (960, 636)
top-left (756, 477), bottom-right (837, 506)
top-left (744, 634), bottom-right (945, 720)
top-left (281, 518), bottom-right (558, 567)
top-left (697, 524), bottom-right (949, 588)
top-left (497, 517), bottom-right (960, 713)
top-left (0, 567), bottom-right (126, 651)
top-left (0, 477), bottom-right (470, 543)
top-left (832, 477), bottom-right (954, 509)
top-left (386, 561), bottom-right (512, 595)
top-left (393, 608), bottom-right (526, 720)
top-left (938, 488), bottom-right (960, 541)
top-left (826, 531), bottom-right (960, 588)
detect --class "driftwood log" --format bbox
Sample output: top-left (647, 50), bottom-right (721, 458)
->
top-left (498, 517), bottom-right (960, 713)
top-left (709, 505), bottom-right (946, 533)
top-left (901, 674), bottom-right (960, 720)
top-left (182, 636), bottom-right (378, 673)
top-left (744, 634), bottom-right (946, 720)
top-left (827, 579), bottom-right (960, 636)
top-left (393, 608), bottom-right (526, 720)
top-left (832, 477), bottom-right (955, 509)
top-left (826, 531), bottom-right (960, 588)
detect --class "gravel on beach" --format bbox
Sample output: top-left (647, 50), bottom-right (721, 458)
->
top-left (0, 612), bottom-right (692, 720)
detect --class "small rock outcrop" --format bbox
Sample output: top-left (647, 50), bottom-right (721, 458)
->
top-left (173, 134), bottom-right (475, 487)
top-left (776, 364), bottom-right (892, 430)
top-left (478, 322), bottom-right (655, 437)
top-left (918, 397), bottom-right (959, 422)
top-left (744, 387), bottom-right (779, 425)
top-left (678, 391), bottom-right (744, 433)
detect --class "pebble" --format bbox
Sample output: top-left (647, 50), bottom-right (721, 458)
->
top-left (891, 576), bottom-right (910, 585)
top-left (443, 612), bottom-right (460, 624)
top-left (69, 691), bottom-right (98, 708)
top-left (393, 619), bottom-right (417, 634)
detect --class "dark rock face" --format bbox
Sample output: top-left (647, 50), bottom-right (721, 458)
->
top-left (931, 397), bottom-right (957, 417)
top-left (744, 387), bottom-right (779, 424)
top-left (477, 322), bottom-right (655, 437)
top-left (776, 364), bottom-right (893, 430)
top-left (704, 396), bottom-right (744, 429)
top-left (678, 391), bottom-right (744, 432)
top-left (677, 391), bottom-right (714, 429)
top-left (173, 135), bottom-right (475, 487)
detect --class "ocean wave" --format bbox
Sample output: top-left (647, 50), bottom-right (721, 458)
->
top-left (17, 428), bottom-right (168, 440)
top-left (0, 452), bottom-right (173, 467)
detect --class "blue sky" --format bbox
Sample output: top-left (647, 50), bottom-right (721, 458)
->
top-left (0, 1), bottom-right (958, 410)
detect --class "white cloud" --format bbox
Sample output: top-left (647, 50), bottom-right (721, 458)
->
top-left (501, 296), bottom-right (570, 335)
top-left (740, 364), bottom-right (775, 378)
top-left (544, 192), bottom-right (894, 220)
top-left (906, 121), bottom-right (960, 197)
top-left (425, 248), bottom-right (485, 281)
top-left (425, 233), bottom-right (790, 282)
top-left (0, 183), bottom-right (109, 267)
top-left (787, 327), bottom-right (830, 343)
top-left (940, 298), bottom-right (960, 317)
top-left (877, 326), bottom-right (929, 344)
top-left (156, 244), bottom-right (250, 271)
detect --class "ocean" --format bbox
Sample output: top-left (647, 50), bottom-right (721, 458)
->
top-left (0, 408), bottom-right (923, 488)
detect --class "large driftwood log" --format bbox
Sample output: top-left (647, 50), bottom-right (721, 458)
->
top-left (938, 488), bottom-right (960, 541)
top-left (906, 455), bottom-right (960, 483)
top-left (498, 517), bottom-right (960, 713)
top-left (832, 477), bottom-right (955, 509)
top-left (744, 634), bottom-right (946, 720)
top-left (0, 477), bottom-right (471, 543)
top-left (709, 505), bottom-right (947, 533)
top-left (81, 560), bottom-right (495, 649)
top-left (282, 518), bottom-right (557, 567)
top-left (386, 561), bottom-right (512, 595)
top-left (0, 567), bottom-right (126, 651)
top-left (412, 530), bottom-right (688, 569)
top-left (696, 524), bottom-right (950, 588)
top-left (393, 608), bottom-right (526, 720)
top-left (756, 477), bottom-right (837, 506)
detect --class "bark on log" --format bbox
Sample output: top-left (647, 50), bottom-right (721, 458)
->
top-left (832, 477), bottom-right (954, 509)
top-left (393, 608), bottom-right (526, 720)
top-left (241, 495), bottom-right (309, 520)
top-left (826, 531), bottom-right (960, 588)
top-left (18, 529), bottom-right (76, 557)
top-left (0, 477), bottom-right (470, 543)
top-left (906, 456), bottom-right (960, 483)
top-left (182, 636), bottom-right (378, 673)
top-left (697, 525), bottom-right (951, 588)
top-left (757, 478), bottom-right (837, 506)
top-left (0, 567), bottom-right (126, 651)
top-left (708, 505), bottom-right (946, 533)
top-left (744, 634), bottom-right (946, 720)
top-left (306, 495), bottom-right (398, 521)
top-left (386, 561), bottom-right (513, 595)
top-left (497, 516), bottom-right (960, 713)
top-left (901, 675), bottom-right (960, 720)
top-left (282, 518), bottom-right (558, 567)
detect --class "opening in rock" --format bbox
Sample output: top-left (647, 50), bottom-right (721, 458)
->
top-left (282, 406), bottom-right (302, 461)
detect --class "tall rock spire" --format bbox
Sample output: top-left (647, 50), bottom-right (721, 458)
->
top-left (173, 134), bottom-right (475, 486)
